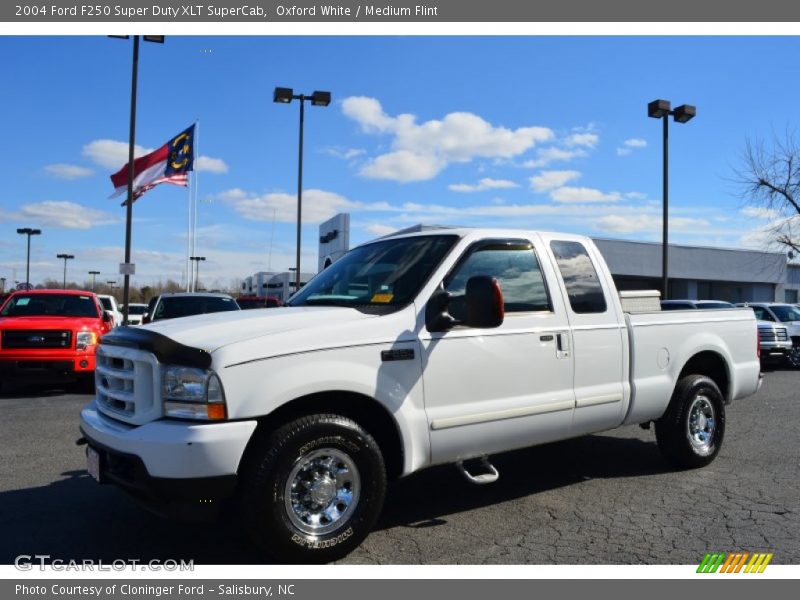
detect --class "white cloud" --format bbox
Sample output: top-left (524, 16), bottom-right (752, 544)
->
top-left (565, 132), bottom-right (599, 148)
top-left (342, 97), bottom-right (398, 133)
top-left (360, 151), bottom-right (446, 182)
top-left (530, 170), bottom-right (581, 192)
top-left (365, 223), bottom-right (397, 236)
top-left (222, 188), bottom-right (361, 224)
top-left (323, 146), bottom-right (367, 160)
top-left (625, 191), bottom-right (648, 201)
top-left (624, 138), bottom-right (647, 148)
top-left (342, 96), bottom-right (553, 182)
top-left (82, 139), bottom-right (154, 170)
top-left (195, 155), bottom-right (229, 174)
top-left (595, 214), bottom-right (709, 234)
top-left (550, 187), bottom-right (622, 204)
top-left (617, 138), bottom-right (647, 157)
top-left (741, 206), bottom-right (778, 220)
top-left (522, 147), bottom-right (588, 168)
top-left (44, 164), bottom-right (94, 180)
top-left (449, 178), bottom-right (519, 193)
top-left (14, 201), bottom-right (118, 229)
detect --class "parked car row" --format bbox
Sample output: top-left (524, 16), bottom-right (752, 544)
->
top-left (0, 290), bottom-right (252, 391)
top-left (660, 299), bottom-right (800, 367)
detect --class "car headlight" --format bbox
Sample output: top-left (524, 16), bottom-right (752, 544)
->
top-left (76, 331), bottom-right (97, 350)
top-left (161, 366), bottom-right (227, 421)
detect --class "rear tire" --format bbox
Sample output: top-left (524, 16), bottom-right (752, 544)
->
top-left (240, 414), bottom-right (386, 563)
top-left (655, 375), bottom-right (725, 469)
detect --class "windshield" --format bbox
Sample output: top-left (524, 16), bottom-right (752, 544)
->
top-left (126, 305), bottom-right (147, 315)
top-left (771, 305), bottom-right (800, 322)
top-left (99, 297), bottom-right (113, 310)
top-left (153, 296), bottom-right (240, 320)
top-left (1, 294), bottom-right (100, 318)
top-left (289, 235), bottom-right (459, 309)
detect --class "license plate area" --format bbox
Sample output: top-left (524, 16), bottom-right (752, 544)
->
top-left (87, 446), bottom-right (102, 483)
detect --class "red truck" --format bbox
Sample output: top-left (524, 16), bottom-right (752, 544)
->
top-left (0, 289), bottom-right (113, 392)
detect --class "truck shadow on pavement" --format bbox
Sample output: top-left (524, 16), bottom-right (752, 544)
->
top-left (0, 432), bottom-right (666, 565)
top-left (378, 433), bottom-right (665, 531)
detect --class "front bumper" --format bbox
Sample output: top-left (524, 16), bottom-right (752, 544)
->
top-left (80, 402), bottom-right (257, 519)
top-left (80, 401), bottom-right (258, 479)
top-left (759, 341), bottom-right (794, 360)
top-left (0, 354), bottom-right (95, 376)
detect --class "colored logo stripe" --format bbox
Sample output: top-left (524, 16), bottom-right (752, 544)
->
top-left (697, 552), bottom-right (773, 573)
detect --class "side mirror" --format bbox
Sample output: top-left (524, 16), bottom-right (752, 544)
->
top-left (464, 276), bottom-right (504, 328)
top-left (425, 276), bottom-right (504, 332)
top-left (142, 313), bottom-right (151, 325)
top-left (102, 311), bottom-right (113, 323)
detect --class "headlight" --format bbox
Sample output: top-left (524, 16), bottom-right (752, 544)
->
top-left (76, 331), bottom-right (97, 350)
top-left (162, 366), bottom-right (227, 421)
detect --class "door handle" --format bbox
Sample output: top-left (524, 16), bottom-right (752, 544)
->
top-left (556, 332), bottom-right (570, 359)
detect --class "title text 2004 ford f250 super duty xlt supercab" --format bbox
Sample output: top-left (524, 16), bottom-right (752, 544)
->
top-left (79, 229), bottom-right (761, 562)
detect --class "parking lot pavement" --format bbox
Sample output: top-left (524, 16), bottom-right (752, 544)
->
top-left (0, 371), bottom-right (798, 566)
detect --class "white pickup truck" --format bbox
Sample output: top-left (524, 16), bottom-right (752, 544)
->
top-left (79, 228), bottom-right (762, 562)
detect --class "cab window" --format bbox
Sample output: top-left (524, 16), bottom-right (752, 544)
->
top-left (550, 240), bottom-right (607, 314)
top-left (445, 240), bottom-right (551, 320)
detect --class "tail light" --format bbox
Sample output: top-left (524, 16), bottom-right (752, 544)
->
top-left (756, 324), bottom-right (760, 360)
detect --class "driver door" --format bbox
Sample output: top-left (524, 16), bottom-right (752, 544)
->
top-left (419, 236), bottom-right (575, 465)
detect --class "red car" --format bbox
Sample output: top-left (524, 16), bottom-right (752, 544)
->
top-left (236, 294), bottom-right (283, 309)
top-left (0, 289), bottom-right (113, 392)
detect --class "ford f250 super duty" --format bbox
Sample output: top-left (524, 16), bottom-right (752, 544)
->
top-left (79, 228), bottom-right (762, 562)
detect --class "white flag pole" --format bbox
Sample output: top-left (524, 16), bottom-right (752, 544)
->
top-left (192, 120), bottom-right (200, 292)
top-left (186, 167), bottom-right (193, 292)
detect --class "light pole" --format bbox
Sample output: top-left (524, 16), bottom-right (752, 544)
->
top-left (0, 277), bottom-right (6, 293)
top-left (190, 256), bottom-right (206, 292)
top-left (273, 87), bottom-right (331, 291)
top-left (109, 35), bottom-right (164, 325)
top-left (88, 271), bottom-right (100, 292)
top-left (16, 228), bottom-right (42, 289)
top-left (107, 281), bottom-right (117, 299)
top-left (57, 254), bottom-right (75, 288)
top-left (648, 99), bottom-right (696, 300)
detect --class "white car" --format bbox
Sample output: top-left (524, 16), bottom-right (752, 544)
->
top-left (95, 294), bottom-right (122, 327)
top-left (80, 228), bottom-right (761, 562)
top-left (738, 302), bottom-right (800, 367)
top-left (122, 303), bottom-right (148, 326)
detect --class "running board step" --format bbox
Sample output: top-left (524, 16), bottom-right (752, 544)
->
top-left (456, 456), bottom-right (499, 485)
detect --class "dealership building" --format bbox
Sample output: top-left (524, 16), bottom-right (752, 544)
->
top-left (241, 213), bottom-right (800, 305)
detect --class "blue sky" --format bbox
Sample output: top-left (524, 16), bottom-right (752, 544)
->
top-left (0, 35), bottom-right (794, 288)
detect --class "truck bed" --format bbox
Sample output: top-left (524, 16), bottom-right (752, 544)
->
top-left (622, 307), bottom-right (761, 425)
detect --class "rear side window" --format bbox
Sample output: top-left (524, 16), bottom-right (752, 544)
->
top-left (550, 241), bottom-right (607, 314)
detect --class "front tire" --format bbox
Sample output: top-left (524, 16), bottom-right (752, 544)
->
top-left (241, 414), bottom-right (386, 563)
top-left (655, 375), bottom-right (725, 469)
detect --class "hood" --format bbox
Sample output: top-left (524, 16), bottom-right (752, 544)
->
top-left (0, 315), bottom-right (102, 330)
top-left (141, 306), bottom-right (385, 354)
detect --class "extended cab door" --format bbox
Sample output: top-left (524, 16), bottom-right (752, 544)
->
top-left (540, 235), bottom-right (627, 436)
top-left (420, 236), bottom-right (575, 465)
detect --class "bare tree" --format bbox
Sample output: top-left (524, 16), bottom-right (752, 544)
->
top-left (739, 132), bottom-right (800, 253)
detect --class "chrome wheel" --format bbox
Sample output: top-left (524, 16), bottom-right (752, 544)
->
top-left (284, 448), bottom-right (360, 536)
top-left (686, 394), bottom-right (716, 455)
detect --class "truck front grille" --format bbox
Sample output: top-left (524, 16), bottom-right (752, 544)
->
top-left (95, 344), bottom-right (161, 425)
top-left (759, 328), bottom-right (789, 342)
top-left (2, 329), bottom-right (71, 349)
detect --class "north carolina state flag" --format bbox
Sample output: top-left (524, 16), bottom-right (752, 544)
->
top-left (110, 124), bottom-right (195, 203)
